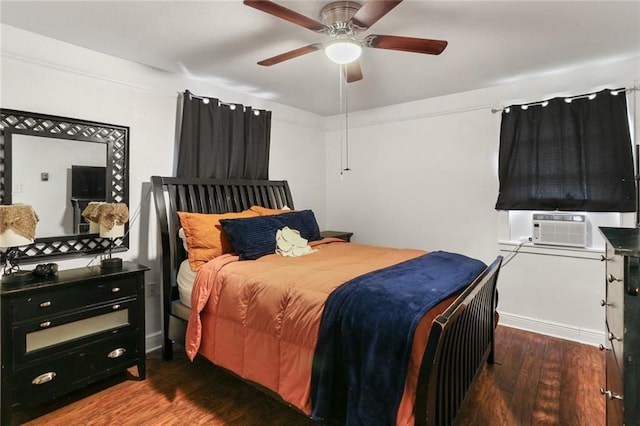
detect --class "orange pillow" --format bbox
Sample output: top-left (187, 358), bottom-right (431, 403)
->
top-left (249, 205), bottom-right (292, 216)
top-left (177, 210), bottom-right (258, 271)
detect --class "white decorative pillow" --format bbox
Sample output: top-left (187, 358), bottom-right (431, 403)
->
top-left (275, 226), bottom-right (315, 257)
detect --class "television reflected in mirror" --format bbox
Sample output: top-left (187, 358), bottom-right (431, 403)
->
top-left (71, 165), bottom-right (108, 234)
top-left (71, 165), bottom-right (107, 200)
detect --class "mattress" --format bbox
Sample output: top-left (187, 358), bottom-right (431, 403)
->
top-left (172, 299), bottom-right (191, 321)
top-left (176, 258), bottom-right (197, 308)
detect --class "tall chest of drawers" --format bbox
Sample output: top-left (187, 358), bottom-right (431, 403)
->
top-left (600, 227), bottom-right (640, 425)
top-left (0, 262), bottom-right (148, 425)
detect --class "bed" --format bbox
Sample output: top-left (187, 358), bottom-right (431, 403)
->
top-left (151, 176), bottom-right (502, 426)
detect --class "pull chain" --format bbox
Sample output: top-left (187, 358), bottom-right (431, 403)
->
top-left (339, 65), bottom-right (344, 178)
top-left (339, 64), bottom-right (351, 175)
top-left (344, 68), bottom-right (351, 172)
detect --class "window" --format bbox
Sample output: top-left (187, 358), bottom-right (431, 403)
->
top-left (495, 89), bottom-right (635, 212)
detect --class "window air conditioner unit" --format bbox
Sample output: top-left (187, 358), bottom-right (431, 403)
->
top-left (532, 213), bottom-right (587, 248)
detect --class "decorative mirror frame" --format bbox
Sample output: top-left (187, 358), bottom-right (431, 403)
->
top-left (0, 109), bottom-right (129, 262)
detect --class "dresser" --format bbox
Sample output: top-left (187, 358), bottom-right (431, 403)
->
top-left (599, 227), bottom-right (640, 425)
top-left (1, 262), bottom-right (148, 425)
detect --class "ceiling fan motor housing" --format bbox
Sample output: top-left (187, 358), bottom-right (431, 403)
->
top-left (321, 1), bottom-right (362, 34)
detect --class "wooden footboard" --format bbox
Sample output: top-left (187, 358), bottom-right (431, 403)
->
top-left (415, 256), bottom-right (502, 426)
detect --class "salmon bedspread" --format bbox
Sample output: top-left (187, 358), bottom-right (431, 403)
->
top-left (185, 239), bottom-right (461, 425)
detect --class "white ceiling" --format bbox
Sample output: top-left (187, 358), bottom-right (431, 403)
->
top-left (1, 0), bottom-right (639, 116)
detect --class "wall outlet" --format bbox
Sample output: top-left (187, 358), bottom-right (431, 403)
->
top-left (146, 282), bottom-right (159, 298)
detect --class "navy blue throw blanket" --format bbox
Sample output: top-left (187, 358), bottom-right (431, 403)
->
top-left (310, 250), bottom-right (486, 425)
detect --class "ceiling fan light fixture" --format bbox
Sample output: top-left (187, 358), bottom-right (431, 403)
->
top-left (325, 40), bottom-right (362, 64)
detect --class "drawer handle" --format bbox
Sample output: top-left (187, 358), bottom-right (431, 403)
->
top-left (112, 304), bottom-right (120, 310)
top-left (32, 372), bottom-right (56, 385)
top-left (600, 299), bottom-right (612, 307)
top-left (608, 274), bottom-right (622, 283)
top-left (108, 348), bottom-right (126, 359)
top-left (40, 321), bottom-right (51, 328)
top-left (600, 388), bottom-right (623, 400)
top-left (600, 255), bottom-right (610, 262)
top-left (111, 287), bottom-right (121, 293)
top-left (39, 301), bottom-right (52, 308)
top-left (598, 344), bottom-right (610, 351)
top-left (608, 332), bottom-right (622, 342)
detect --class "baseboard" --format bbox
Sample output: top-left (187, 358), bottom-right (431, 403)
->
top-left (498, 312), bottom-right (605, 347)
top-left (145, 330), bottom-right (163, 353)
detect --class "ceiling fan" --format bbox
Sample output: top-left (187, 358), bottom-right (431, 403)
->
top-left (244, 0), bottom-right (448, 83)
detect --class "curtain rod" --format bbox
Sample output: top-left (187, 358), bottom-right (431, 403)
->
top-left (491, 85), bottom-right (640, 114)
top-left (179, 91), bottom-right (269, 113)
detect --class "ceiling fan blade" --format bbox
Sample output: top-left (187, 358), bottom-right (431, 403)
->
top-left (350, 0), bottom-right (403, 30)
top-left (344, 60), bottom-right (363, 83)
top-left (244, 0), bottom-right (326, 32)
top-left (257, 44), bottom-right (322, 66)
top-left (365, 34), bottom-right (448, 55)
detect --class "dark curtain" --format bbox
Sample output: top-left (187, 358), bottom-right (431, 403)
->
top-left (176, 90), bottom-right (271, 179)
top-left (495, 89), bottom-right (635, 212)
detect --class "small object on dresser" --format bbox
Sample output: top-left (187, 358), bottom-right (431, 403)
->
top-left (32, 263), bottom-right (58, 278)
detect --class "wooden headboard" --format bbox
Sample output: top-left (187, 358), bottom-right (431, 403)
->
top-left (151, 176), bottom-right (294, 359)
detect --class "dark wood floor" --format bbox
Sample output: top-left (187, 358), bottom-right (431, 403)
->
top-left (456, 326), bottom-right (605, 426)
top-left (17, 326), bottom-right (605, 426)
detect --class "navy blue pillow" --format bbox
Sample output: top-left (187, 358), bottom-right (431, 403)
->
top-left (220, 210), bottom-right (321, 260)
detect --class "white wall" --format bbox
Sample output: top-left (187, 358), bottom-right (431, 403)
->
top-left (0, 24), bottom-right (326, 348)
top-left (324, 58), bottom-right (640, 345)
top-left (324, 104), bottom-right (500, 261)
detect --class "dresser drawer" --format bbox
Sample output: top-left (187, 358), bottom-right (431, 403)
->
top-left (12, 331), bottom-right (139, 406)
top-left (11, 275), bottom-right (139, 322)
top-left (605, 322), bottom-right (625, 379)
top-left (13, 298), bottom-right (139, 364)
top-left (605, 280), bottom-right (624, 336)
top-left (605, 252), bottom-right (624, 362)
top-left (605, 280), bottom-right (624, 374)
top-left (604, 348), bottom-right (624, 426)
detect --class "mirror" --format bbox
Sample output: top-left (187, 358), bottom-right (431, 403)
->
top-left (10, 134), bottom-right (108, 237)
top-left (0, 109), bottom-right (129, 262)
